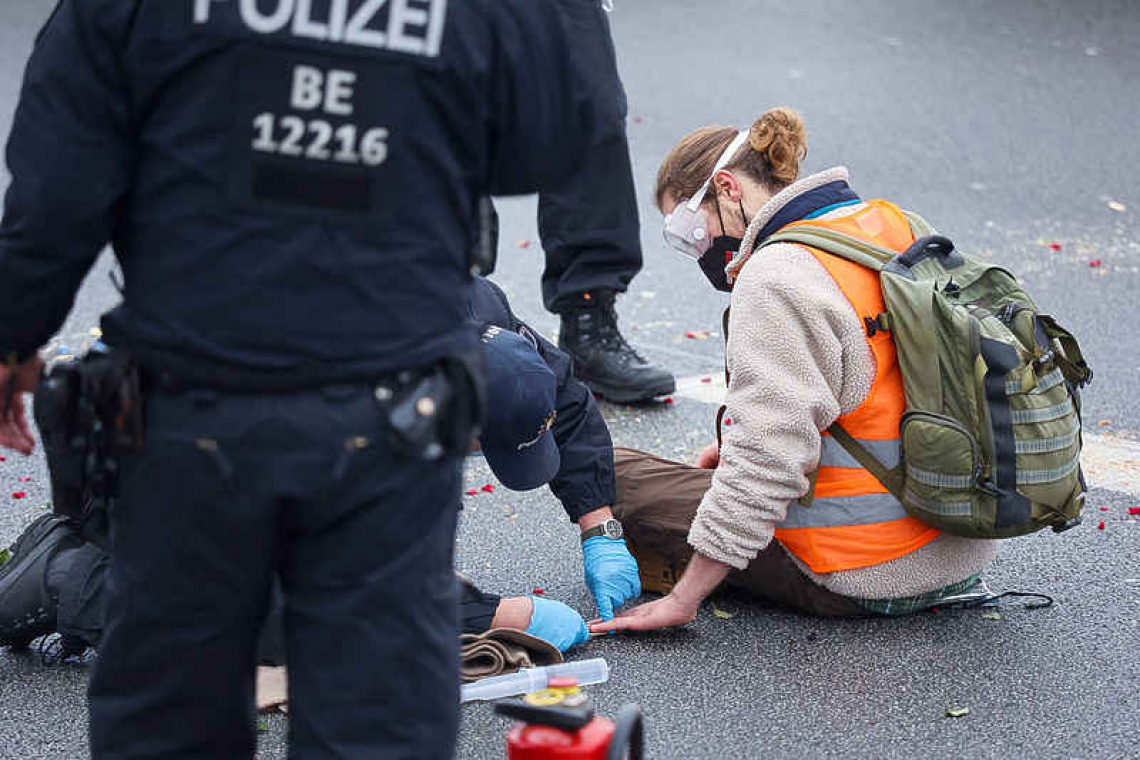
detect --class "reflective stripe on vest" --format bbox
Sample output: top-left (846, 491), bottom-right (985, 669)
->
top-left (818, 435), bottom-right (901, 469)
top-left (771, 200), bottom-right (940, 574)
top-left (780, 492), bottom-right (907, 529)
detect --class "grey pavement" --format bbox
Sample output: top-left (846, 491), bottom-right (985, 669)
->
top-left (1, 0), bottom-right (1138, 758)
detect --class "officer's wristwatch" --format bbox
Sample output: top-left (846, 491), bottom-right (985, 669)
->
top-left (580, 518), bottom-right (624, 543)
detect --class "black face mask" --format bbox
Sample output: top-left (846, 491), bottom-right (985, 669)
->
top-left (698, 199), bottom-right (747, 293)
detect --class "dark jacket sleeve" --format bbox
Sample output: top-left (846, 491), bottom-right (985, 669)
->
top-left (0, 2), bottom-right (133, 359)
top-left (468, 277), bottom-right (615, 521)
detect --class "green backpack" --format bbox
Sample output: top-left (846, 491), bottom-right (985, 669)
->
top-left (762, 213), bottom-right (1094, 538)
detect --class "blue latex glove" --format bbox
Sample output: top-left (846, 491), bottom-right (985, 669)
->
top-left (525, 596), bottom-right (589, 653)
top-left (582, 536), bottom-right (641, 621)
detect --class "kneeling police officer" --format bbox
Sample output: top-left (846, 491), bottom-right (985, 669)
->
top-left (0, 1), bottom-right (603, 757)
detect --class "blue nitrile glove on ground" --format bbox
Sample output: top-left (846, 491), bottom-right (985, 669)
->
top-left (525, 596), bottom-right (590, 653)
top-left (583, 536), bottom-right (641, 620)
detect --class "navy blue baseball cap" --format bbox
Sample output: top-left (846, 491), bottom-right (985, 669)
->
top-left (480, 325), bottom-right (560, 491)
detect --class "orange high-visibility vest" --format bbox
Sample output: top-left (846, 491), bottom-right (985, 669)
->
top-left (772, 200), bottom-right (940, 574)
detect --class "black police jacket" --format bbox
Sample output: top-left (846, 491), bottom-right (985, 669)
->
top-left (0, 0), bottom-right (599, 387)
top-left (468, 277), bottom-right (615, 523)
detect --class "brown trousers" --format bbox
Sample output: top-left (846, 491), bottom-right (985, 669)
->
top-left (613, 448), bottom-right (868, 617)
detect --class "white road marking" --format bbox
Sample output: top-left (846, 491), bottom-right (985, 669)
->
top-left (673, 373), bottom-right (1139, 496)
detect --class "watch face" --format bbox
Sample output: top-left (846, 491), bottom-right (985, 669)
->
top-left (603, 520), bottom-right (623, 539)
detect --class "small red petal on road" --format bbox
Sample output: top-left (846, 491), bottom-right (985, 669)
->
top-left (1100, 506), bottom-right (1109, 511)
top-left (663, 396), bottom-right (674, 405)
top-left (685, 331), bottom-right (697, 339)
top-left (1097, 521), bottom-right (1106, 530)
top-left (0, 456), bottom-right (5, 461)
top-left (464, 489), bottom-right (478, 496)
top-left (724, 417), bottom-right (733, 425)
top-left (18, 476), bottom-right (31, 483)
top-left (517, 239), bottom-right (532, 249)
top-left (532, 588), bottom-right (546, 595)
top-left (481, 484), bottom-right (495, 493)
top-left (1128, 508), bottom-right (1140, 516)
top-left (700, 377), bottom-right (712, 384)
top-left (1049, 242), bottom-right (1061, 251)
top-left (11, 492), bottom-right (26, 499)
top-left (1089, 259), bottom-right (1102, 268)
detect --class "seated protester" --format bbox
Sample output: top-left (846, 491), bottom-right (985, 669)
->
top-left (0, 277), bottom-right (638, 659)
top-left (592, 107), bottom-right (1000, 634)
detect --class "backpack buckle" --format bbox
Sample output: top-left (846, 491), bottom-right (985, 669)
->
top-left (864, 314), bottom-right (890, 337)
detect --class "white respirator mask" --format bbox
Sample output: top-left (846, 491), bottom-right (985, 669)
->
top-left (661, 130), bottom-right (749, 260)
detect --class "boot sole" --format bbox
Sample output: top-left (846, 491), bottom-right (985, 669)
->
top-left (579, 375), bottom-right (677, 404)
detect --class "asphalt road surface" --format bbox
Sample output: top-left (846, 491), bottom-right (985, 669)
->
top-left (1, 1), bottom-right (1137, 758)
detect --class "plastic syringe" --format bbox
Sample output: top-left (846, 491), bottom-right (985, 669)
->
top-left (460, 658), bottom-right (610, 703)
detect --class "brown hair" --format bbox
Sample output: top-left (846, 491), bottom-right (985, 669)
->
top-left (654, 106), bottom-right (808, 211)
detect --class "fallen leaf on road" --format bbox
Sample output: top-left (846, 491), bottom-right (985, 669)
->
top-left (640, 291), bottom-right (656, 299)
top-left (711, 605), bottom-right (734, 619)
top-left (981, 611), bottom-right (1002, 621)
top-left (89, 327), bottom-right (103, 338)
top-left (945, 707), bottom-right (970, 718)
top-left (1107, 201), bottom-right (1126, 212)
top-left (685, 330), bottom-right (710, 340)
top-left (0, 549), bottom-right (10, 566)
top-left (700, 377), bottom-right (712, 384)
top-left (1098, 420), bottom-right (1112, 426)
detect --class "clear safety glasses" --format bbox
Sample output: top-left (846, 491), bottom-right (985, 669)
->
top-left (662, 130), bottom-right (749, 260)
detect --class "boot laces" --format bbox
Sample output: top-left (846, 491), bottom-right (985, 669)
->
top-left (586, 302), bottom-right (645, 363)
top-left (38, 633), bottom-right (90, 666)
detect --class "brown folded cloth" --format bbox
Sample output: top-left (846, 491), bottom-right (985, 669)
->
top-left (460, 628), bottom-right (562, 683)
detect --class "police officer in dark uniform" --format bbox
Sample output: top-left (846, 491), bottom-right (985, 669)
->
top-left (0, 1), bottom-right (601, 757)
top-left (538, 0), bottom-right (677, 404)
top-left (465, 1), bottom-right (674, 404)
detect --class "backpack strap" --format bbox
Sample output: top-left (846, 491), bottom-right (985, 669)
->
top-left (759, 209), bottom-right (937, 271)
top-left (901, 209), bottom-right (937, 238)
top-left (826, 421), bottom-right (907, 504)
top-left (760, 226), bottom-right (896, 271)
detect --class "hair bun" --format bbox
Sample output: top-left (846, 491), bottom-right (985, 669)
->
top-left (748, 107), bottom-right (807, 185)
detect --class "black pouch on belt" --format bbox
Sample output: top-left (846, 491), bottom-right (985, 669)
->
top-left (33, 346), bottom-right (145, 547)
top-left (383, 348), bottom-right (486, 460)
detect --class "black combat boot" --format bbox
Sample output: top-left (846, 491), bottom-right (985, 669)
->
top-left (558, 290), bottom-right (675, 403)
top-left (0, 514), bottom-right (80, 649)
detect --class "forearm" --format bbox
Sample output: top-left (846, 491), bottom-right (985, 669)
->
top-left (671, 552), bottom-right (732, 611)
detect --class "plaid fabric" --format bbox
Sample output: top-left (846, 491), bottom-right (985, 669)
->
top-left (854, 573), bottom-right (983, 616)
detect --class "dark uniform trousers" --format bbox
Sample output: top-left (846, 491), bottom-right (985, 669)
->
top-left (539, 0), bottom-right (642, 313)
top-left (87, 384), bottom-right (462, 759)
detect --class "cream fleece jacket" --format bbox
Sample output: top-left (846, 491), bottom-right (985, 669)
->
top-left (687, 168), bottom-right (999, 600)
